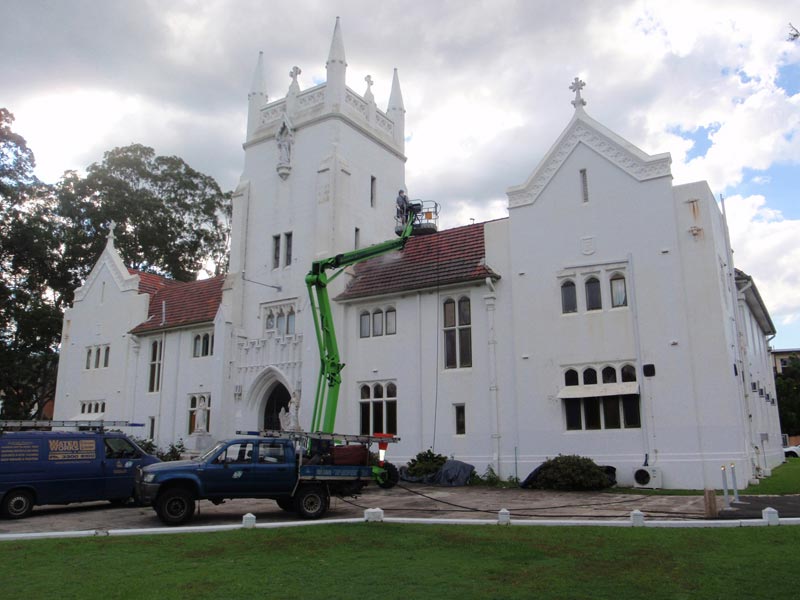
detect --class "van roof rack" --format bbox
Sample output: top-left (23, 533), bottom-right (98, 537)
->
top-left (234, 429), bottom-right (400, 445)
top-left (0, 420), bottom-right (142, 433)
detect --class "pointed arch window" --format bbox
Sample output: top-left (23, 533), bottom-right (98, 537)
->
top-left (359, 381), bottom-right (398, 435)
top-left (561, 280), bottom-right (577, 313)
top-left (372, 309), bottom-right (384, 336)
top-left (585, 277), bottom-right (602, 311)
top-left (583, 368), bottom-right (597, 385)
top-left (602, 366), bottom-right (617, 384)
top-left (148, 339), bottom-right (162, 393)
top-left (86, 349), bottom-right (92, 370)
top-left (286, 309), bottom-right (295, 335)
top-left (610, 274), bottom-right (627, 307)
top-left (621, 364), bottom-right (637, 382)
top-left (360, 311), bottom-right (371, 338)
top-left (564, 369), bottom-right (579, 386)
top-left (103, 346), bottom-right (110, 368)
top-left (444, 296), bottom-right (472, 369)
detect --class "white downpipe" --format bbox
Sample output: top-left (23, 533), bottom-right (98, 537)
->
top-left (484, 277), bottom-right (501, 477)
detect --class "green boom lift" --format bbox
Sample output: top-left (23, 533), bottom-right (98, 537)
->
top-left (304, 199), bottom-right (438, 483)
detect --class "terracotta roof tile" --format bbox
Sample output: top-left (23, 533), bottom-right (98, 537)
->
top-left (129, 274), bottom-right (225, 335)
top-left (336, 222), bottom-right (499, 301)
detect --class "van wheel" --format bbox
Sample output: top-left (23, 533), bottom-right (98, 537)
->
top-left (276, 497), bottom-right (296, 513)
top-left (156, 488), bottom-right (196, 526)
top-left (294, 485), bottom-right (329, 519)
top-left (2, 489), bottom-right (34, 519)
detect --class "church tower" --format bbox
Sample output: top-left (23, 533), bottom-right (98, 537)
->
top-left (222, 18), bottom-right (408, 433)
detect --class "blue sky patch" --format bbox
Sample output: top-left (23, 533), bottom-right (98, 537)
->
top-left (728, 163), bottom-right (800, 219)
top-left (670, 123), bottom-right (721, 161)
top-left (777, 62), bottom-right (800, 96)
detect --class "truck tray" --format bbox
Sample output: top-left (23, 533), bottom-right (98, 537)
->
top-left (300, 464), bottom-right (372, 481)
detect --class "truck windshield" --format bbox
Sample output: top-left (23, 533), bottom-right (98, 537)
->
top-left (197, 442), bottom-right (226, 462)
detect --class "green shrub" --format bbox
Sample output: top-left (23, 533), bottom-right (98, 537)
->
top-left (132, 437), bottom-right (185, 462)
top-left (530, 455), bottom-right (612, 491)
top-left (468, 465), bottom-right (518, 488)
top-left (406, 449), bottom-right (448, 478)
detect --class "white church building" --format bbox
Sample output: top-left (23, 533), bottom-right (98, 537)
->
top-left (54, 19), bottom-right (783, 489)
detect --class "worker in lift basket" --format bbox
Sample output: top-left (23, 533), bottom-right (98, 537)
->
top-left (396, 189), bottom-right (410, 222)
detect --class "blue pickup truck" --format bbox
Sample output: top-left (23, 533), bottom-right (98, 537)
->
top-left (136, 434), bottom-right (398, 525)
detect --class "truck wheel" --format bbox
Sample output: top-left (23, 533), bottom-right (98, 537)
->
top-left (276, 497), bottom-right (296, 513)
top-left (2, 489), bottom-right (34, 519)
top-left (294, 485), bottom-right (329, 519)
top-left (377, 462), bottom-right (399, 489)
top-left (156, 488), bottom-right (196, 526)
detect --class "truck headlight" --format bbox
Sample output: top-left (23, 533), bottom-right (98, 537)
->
top-left (143, 473), bottom-right (156, 483)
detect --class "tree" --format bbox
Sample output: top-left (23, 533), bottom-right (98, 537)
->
top-left (777, 356), bottom-right (800, 436)
top-left (0, 108), bottom-right (62, 419)
top-left (55, 144), bottom-right (230, 301)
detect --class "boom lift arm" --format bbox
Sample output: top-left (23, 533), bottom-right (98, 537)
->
top-left (305, 213), bottom-right (416, 434)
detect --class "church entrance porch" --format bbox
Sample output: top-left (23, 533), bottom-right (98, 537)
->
top-left (263, 383), bottom-right (291, 430)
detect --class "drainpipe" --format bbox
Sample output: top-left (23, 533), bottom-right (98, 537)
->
top-left (484, 277), bottom-right (501, 477)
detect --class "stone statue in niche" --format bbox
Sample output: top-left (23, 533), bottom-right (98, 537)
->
top-left (278, 390), bottom-right (301, 431)
top-left (276, 118), bottom-right (294, 180)
top-left (194, 397), bottom-right (208, 433)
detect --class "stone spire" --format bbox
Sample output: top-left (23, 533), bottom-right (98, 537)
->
top-left (325, 17), bottom-right (347, 111)
top-left (247, 51), bottom-right (268, 138)
top-left (387, 68), bottom-right (406, 150)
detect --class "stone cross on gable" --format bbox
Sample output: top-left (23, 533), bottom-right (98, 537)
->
top-left (364, 74), bottom-right (375, 103)
top-left (570, 77), bottom-right (587, 109)
top-left (290, 66), bottom-right (301, 83)
top-left (107, 220), bottom-right (116, 241)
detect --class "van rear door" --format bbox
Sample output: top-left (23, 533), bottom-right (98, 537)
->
top-left (102, 436), bottom-right (143, 501)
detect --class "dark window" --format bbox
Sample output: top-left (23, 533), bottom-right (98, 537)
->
top-left (621, 365), bottom-right (637, 382)
top-left (94, 347), bottom-right (101, 369)
top-left (272, 235), bottom-right (280, 269)
top-left (610, 275), bottom-right (627, 307)
top-left (148, 340), bottom-right (162, 393)
top-left (372, 310), bottom-right (383, 336)
top-left (385, 308), bottom-right (396, 335)
top-left (565, 398), bottom-right (582, 430)
top-left (360, 402), bottom-right (371, 435)
top-left (386, 401), bottom-right (397, 434)
top-left (455, 405), bottom-right (466, 435)
top-left (86, 349), bottom-right (92, 370)
top-left (360, 312), bottom-right (370, 338)
top-left (355, 227), bottom-right (360, 249)
top-left (360, 385), bottom-right (370, 400)
top-left (584, 397), bottom-right (601, 430)
top-left (580, 168), bottom-right (589, 203)
top-left (372, 401), bottom-right (384, 433)
top-left (386, 382), bottom-right (397, 398)
top-left (103, 346), bottom-right (110, 368)
top-left (561, 281), bottom-right (577, 313)
top-left (622, 395), bottom-right (641, 428)
top-left (603, 397), bottom-right (621, 429)
top-left (370, 175), bottom-right (376, 208)
top-left (373, 384), bottom-right (383, 399)
top-left (583, 368), bottom-right (597, 385)
top-left (286, 311), bottom-right (295, 335)
top-left (602, 366), bottom-right (617, 384)
top-left (202, 334), bottom-right (210, 356)
top-left (585, 277), bottom-right (602, 310)
top-left (284, 232), bottom-right (292, 266)
top-left (193, 335), bottom-right (202, 357)
top-left (444, 297), bottom-right (472, 369)
top-left (565, 369), bottom-right (579, 386)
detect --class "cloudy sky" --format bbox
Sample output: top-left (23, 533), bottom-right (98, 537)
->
top-left (2, 0), bottom-right (799, 347)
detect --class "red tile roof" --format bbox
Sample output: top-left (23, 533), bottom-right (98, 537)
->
top-left (336, 222), bottom-right (499, 301)
top-left (129, 273), bottom-right (225, 335)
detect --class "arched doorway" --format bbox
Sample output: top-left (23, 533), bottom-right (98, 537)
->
top-left (263, 383), bottom-right (291, 430)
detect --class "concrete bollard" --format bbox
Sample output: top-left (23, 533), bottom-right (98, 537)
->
top-left (242, 513), bottom-right (256, 529)
top-left (630, 510), bottom-right (645, 527)
top-left (498, 508), bottom-right (511, 525)
top-left (762, 507), bottom-right (779, 526)
top-left (364, 508), bottom-right (384, 522)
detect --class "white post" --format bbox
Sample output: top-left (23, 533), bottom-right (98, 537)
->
top-left (730, 463), bottom-right (740, 502)
top-left (762, 507), bottom-right (779, 526)
top-left (364, 508), bottom-right (384, 522)
top-left (242, 513), bottom-right (256, 529)
top-left (498, 509), bottom-right (511, 525)
top-left (630, 510), bottom-right (645, 527)
top-left (721, 466), bottom-right (730, 509)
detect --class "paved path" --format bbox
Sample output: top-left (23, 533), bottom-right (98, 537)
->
top-left (0, 485), bottom-right (712, 535)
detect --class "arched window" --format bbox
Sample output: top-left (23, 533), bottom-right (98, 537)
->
top-left (359, 311), bottom-right (370, 338)
top-left (81, 403), bottom-right (86, 414)
top-left (373, 384), bottom-right (384, 399)
top-left (602, 366), bottom-right (617, 384)
top-left (202, 334), bottom-right (210, 356)
top-left (585, 277), bottom-right (601, 311)
top-left (265, 311), bottom-right (275, 330)
top-left (276, 311), bottom-right (285, 334)
top-left (360, 385), bottom-right (371, 400)
top-left (193, 335), bottom-right (202, 357)
top-left (94, 402), bottom-right (100, 413)
top-left (610, 274), bottom-right (627, 307)
top-left (148, 340), bottom-right (162, 393)
top-left (561, 280), bottom-right (577, 313)
top-left (621, 364), bottom-right (637, 382)
top-left (564, 369), bottom-right (579, 386)
top-left (444, 297), bottom-right (472, 368)
top-left (583, 368), bottom-right (597, 385)
top-left (387, 382), bottom-right (397, 398)
top-left (372, 309), bottom-right (384, 336)
top-left (86, 349), bottom-right (92, 370)
top-left (103, 346), bottom-right (110, 368)
top-left (385, 308), bottom-right (396, 335)
top-left (94, 347), bottom-right (101, 369)
top-left (286, 309), bottom-right (295, 335)
top-left (101, 402), bottom-right (106, 412)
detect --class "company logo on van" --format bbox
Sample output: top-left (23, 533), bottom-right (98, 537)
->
top-left (48, 439), bottom-right (96, 461)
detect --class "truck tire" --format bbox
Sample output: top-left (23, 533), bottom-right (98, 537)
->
top-left (1, 489), bottom-right (34, 519)
top-left (155, 487), bottom-right (196, 526)
top-left (377, 462), bottom-right (399, 489)
top-left (294, 485), bottom-right (329, 519)
top-left (276, 497), bottom-right (296, 513)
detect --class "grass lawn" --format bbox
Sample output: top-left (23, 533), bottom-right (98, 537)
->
top-left (611, 457), bottom-right (800, 496)
top-left (2, 523), bottom-right (799, 599)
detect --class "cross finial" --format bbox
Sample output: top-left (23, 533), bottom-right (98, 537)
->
top-left (364, 75), bottom-right (374, 103)
top-left (570, 77), bottom-right (587, 109)
top-left (290, 66), bottom-right (302, 84)
top-left (107, 220), bottom-right (116, 241)
top-left (365, 75), bottom-right (373, 89)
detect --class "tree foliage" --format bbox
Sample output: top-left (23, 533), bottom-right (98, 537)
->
top-left (0, 108), bottom-right (61, 418)
top-left (0, 108), bottom-right (231, 419)
top-left (777, 357), bottom-right (800, 436)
